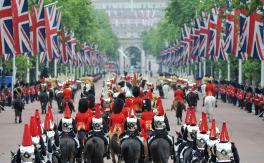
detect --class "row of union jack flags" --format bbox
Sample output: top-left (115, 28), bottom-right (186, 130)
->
top-left (0, 0), bottom-right (105, 66)
top-left (159, 0), bottom-right (264, 66)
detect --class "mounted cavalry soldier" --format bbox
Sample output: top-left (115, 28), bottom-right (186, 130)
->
top-left (38, 83), bottom-right (48, 114)
top-left (203, 79), bottom-right (217, 107)
top-left (148, 103), bottom-right (175, 160)
top-left (58, 103), bottom-right (80, 149)
top-left (62, 82), bottom-right (75, 112)
top-left (212, 122), bottom-right (240, 163)
top-left (13, 85), bottom-right (25, 123)
top-left (87, 104), bottom-right (110, 159)
top-left (12, 124), bottom-right (42, 163)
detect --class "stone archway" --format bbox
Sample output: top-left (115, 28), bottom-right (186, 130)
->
top-left (124, 46), bottom-right (141, 73)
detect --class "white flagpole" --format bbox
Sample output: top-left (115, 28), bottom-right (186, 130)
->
top-left (54, 58), bottom-right (57, 77)
top-left (238, 59), bottom-right (242, 84)
top-left (227, 59), bottom-right (230, 81)
top-left (199, 62), bottom-right (202, 78)
top-left (261, 61), bottom-right (264, 87)
top-left (12, 55), bottom-right (16, 100)
top-left (203, 59), bottom-right (206, 77)
top-left (36, 54), bottom-right (39, 81)
top-left (26, 57), bottom-right (30, 83)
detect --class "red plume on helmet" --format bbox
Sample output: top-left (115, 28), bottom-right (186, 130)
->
top-left (35, 109), bottom-right (41, 126)
top-left (156, 97), bottom-right (162, 107)
top-left (220, 121), bottom-right (230, 143)
top-left (199, 112), bottom-right (208, 133)
top-left (94, 103), bottom-right (102, 119)
top-left (47, 105), bottom-right (53, 122)
top-left (189, 109), bottom-right (197, 126)
top-left (209, 118), bottom-right (217, 139)
top-left (64, 102), bottom-right (71, 118)
top-left (129, 108), bottom-right (136, 117)
top-left (44, 113), bottom-right (51, 130)
top-left (30, 116), bottom-right (38, 137)
top-left (185, 108), bottom-right (191, 125)
top-left (22, 124), bottom-right (32, 146)
top-left (157, 104), bottom-right (165, 116)
top-left (146, 89), bottom-right (153, 100)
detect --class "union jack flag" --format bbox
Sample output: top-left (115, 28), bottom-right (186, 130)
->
top-left (246, 10), bottom-right (264, 60)
top-left (198, 13), bottom-right (209, 59)
top-left (11, 0), bottom-right (31, 54)
top-left (237, 9), bottom-right (249, 60)
top-left (208, 7), bottom-right (224, 61)
top-left (192, 18), bottom-right (200, 61)
top-left (29, 0), bottom-right (45, 55)
top-left (225, 3), bottom-right (239, 56)
top-left (58, 29), bottom-right (70, 64)
top-left (44, 3), bottom-right (59, 61)
top-left (67, 33), bottom-right (76, 65)
top-left (0, 0), bottom-right (15, 56)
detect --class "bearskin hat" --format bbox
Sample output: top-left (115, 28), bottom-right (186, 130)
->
top-left (87, 94), bottom-right (95, 109)
top-left (117, 93), bottom-right (126, 102)
top-left (118, 81), bottom-right (125, 88)
top-left (112, 98), bottom-right (124, 114)
top-left (132, 86), bottom-right (140, 97)
top-left (246, 86), bottom-right (253, 93)
top-left (142, 99), bottom-right (151, 112)
top-left (78, 98), bottom-right (88, 113)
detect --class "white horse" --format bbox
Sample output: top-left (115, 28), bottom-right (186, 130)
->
top-left (204, 95), bottom-right (216, 122)
top-left (162, 84), bottom-right (170, 99)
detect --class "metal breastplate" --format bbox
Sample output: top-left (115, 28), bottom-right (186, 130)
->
top-left (20, 146), bottom-right (35, 163)
top-left (215, 142), bottom-right (233, 162)
top-left (126, 118), bottom-right (138, 132)
top-left (207, 139), bottom-right (219, 157)
top-left (92, 118), bottom-right (103, 131)
top-left (187, 125), bottom-right (198, 141)
top-left (196, 133), bottom-right (209, 150)
top-left (62, 118), bottom-right (73, 133)
top-left (154, 116), bottom-right (165, 130)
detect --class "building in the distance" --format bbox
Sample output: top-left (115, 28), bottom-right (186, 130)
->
top-left (92, 0), bottom-right (167, 74)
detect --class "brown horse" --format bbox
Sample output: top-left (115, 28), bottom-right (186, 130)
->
top-left (109, 127), bottom-right (122, 163)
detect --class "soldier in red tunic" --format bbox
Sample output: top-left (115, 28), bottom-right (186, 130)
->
top-left (109, 99), bottom-right (126, 139)
top-left (245, 87), bottom-right (253, 113)
top-left (0, 86), bottom-right (5, 111)
top-left (203, 80), bottom-right (216, 107)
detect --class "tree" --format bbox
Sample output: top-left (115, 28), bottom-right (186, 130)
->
top-left (6, 56), bottom-right (32, 81)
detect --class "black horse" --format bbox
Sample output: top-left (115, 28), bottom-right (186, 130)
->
top-left (186, 91), bottom-right (199, 107)
top-left (48, 88), bottom-right (54, 107)
top-left (55, 90), bottom-right (63, 113)
top-left (149, 137), bottom-right (172, 163)
top-left (12, 97), bottom-right (24, 123)
top-left (38, 90), bottom-right (49, 114)
top-left (120, 137), bottom-right (144, 163)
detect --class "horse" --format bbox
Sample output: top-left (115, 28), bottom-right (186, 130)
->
top-left (38, 91), bottom-right (49, 114)
top-left (204, 96), bottom-right (216, 122)
top-left (109, 132), bottom-right (121, 163)
top-left (186, 91), bottom-right (199, 108)
top-left (83, 136), bottom-right (106, 163)
top-left (62, 99), bottom-right (75, 112)
top-left (12, 97), bottom-right (24, 123)
top-left (60, 134), bottom-right (77, 163)
top-left (48, 88), bottom-right (54, 107)
top-left (163, 84), bottom-right (170, 99)
top-left (171, 100), bottom-right (185, 125)
top-left (77, 129), bottom-right (87, 162)
top-left (55, 90), bottom-right (63, 113)
top-left (149, 138), bottom-right (172, 163)
top-left (120, 137), bottom-right (144, 163)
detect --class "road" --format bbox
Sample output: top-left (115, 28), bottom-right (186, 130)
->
top-left (0, 77), bottom-right (263, 162)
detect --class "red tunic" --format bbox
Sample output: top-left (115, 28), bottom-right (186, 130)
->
top-left (140, 111), bottom-right (155, 139)
top-left (246, 92), bottom-right (253, 103)
top-left (174, 89), bottom-right (184, 100)
top-left (75, 112), bottom-right (92, 131)
top-left (63, 88), bottom-right (72, 99)
top-left (25, 87), bottom-right (30, 96)
top-left (109, 113), bottom-right (125, 133)
top-left (205, 83), bottom-right (216, 96)
top-left (7, 88), bottom-right (12, 97)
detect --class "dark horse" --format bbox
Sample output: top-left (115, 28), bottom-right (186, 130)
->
top-left (120, 137), bottom-right (144, 163)
top-left (62, 99), bottom-right (75, 112)
top-left (38, 90), bottom-right (49, 114)
top-left (60, 133), bottom-right (77, 163)
top-left (48, 88), bottom-right (54, 107)
top-left (83, 136), bottom-right (106, 163)
top-left (149, 138), bottom-right (172, 163)
top-left (171, 100), bottom-right (185, 125)
top-left (55, 90), bottom-right (63, 113)
top-left (12, 97), bottom-right (24, 123)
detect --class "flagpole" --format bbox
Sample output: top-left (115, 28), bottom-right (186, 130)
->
top-left (12, 55), bottom-right (16, 100)
top-left (36, 54), bottom-right (39, 81)
top-left (199, 62), bottom-right (202, 78)
top-left (227, 59), bottom-right (230, 81)
top-left (238, 59), bottom-right (242, 84)
top-left (54, 58), bottom-right (57, 77)
top-left (65, 65), bottom-right (68, 77)
top-left (203, 59), bottom-right (206, 77)
top-left (26, 57), bottom-right (30, 83)
top-left (261, 61), bottom-right (264, 87)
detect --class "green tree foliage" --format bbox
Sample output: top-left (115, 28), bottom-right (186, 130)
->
top-left (6, 56), bottom-right (32, 80)
top-left (141, 20), bottom-right (180, 56)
